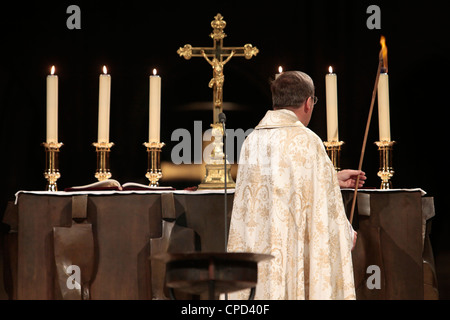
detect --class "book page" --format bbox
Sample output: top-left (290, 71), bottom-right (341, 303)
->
top-left (64, 179), bottom-right (122, 191)
top-left (122, 182), bottom-right (174, 190)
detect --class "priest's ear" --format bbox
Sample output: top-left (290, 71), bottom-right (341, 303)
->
top-left (300, 96), bottom-right (315, 126)
top-left (304, 96), bottom-right (314, 113)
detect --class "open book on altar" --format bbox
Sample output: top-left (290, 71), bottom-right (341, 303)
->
top-left (64, 179), bottom-right (175, 192)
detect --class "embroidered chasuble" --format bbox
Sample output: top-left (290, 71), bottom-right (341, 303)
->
top-left (227, 109), bottom-right (356, 300)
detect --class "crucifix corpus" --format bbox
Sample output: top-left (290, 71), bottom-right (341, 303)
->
top-left (177, 13), bottom-right (259, 189)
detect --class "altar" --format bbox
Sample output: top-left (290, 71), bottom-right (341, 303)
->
top-left (1, 188), bottom-right (437, 300)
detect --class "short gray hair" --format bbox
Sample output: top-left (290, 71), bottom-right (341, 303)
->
top-left (271, 71), bottom-right (315, 109)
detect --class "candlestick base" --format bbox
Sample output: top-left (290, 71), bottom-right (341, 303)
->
top-left (43, 142), bottom-right (63, 192)
top-left (93, 142), bottom-right (114, 182)
top-left (375, 140), bottom-right (395, 190)
top-left (144, 142), bottom-right (165, 187)
top-left (323, 141), bottom-right (344, 172)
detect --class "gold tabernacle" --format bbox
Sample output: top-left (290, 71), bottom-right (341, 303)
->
top-left (144, 142), bottom-right (165, 187)
top-left (93, 142), bottom-right (114, 182)
top-left (43, 142), bottom-right (63, 191)
top-left (375, 140), bottom-right (395, 189)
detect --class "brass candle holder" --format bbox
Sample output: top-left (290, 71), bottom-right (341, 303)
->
top-left (93, 142), bottom-right (114, 182)
top-left (43, 142), bottom-right (63, 191)
top-left (323, 141), bottom-right (344, 171)
top-left (375, 140), bottom-right (395, 189)
top-left (144, 141), bottom-right (165, 187)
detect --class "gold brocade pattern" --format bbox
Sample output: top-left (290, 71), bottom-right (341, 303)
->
top-left (227, 109), bottom-right (356, 300)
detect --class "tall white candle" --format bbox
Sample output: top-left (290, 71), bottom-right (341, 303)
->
top-left (98, 66), bottom-right (111, 143)
top-left (325, 66), bottom-right (339, 142)
top-left (377, 73), bottom-right (391, 141)
top-left (149, 68), bottom-right (161, 143)
top-left (46, 66), bottom-right (58, 144)
top-left (378, 36), bottom-right (391, 142)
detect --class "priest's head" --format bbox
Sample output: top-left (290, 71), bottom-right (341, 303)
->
top-left (271, 71), bottom-right (317, 126)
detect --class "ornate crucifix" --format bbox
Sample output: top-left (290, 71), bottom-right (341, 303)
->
top-left (177, 13), bottom-right (259, 189)
top-left (177, 13), bottom-right (259, 124)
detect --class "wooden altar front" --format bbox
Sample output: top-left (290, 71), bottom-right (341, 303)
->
top-left (1, 188), bottom-right (437, 300)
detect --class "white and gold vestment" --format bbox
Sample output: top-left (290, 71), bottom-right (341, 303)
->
top-left (227, 109), bottom-right (355, 300)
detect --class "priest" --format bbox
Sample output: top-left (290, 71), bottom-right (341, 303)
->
top-left (227, 71), bottom-right (365, 300)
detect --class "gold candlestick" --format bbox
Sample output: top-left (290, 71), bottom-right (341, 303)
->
top-left (144, 142), bottom-right (165, 187)
top-left (323, 141), bottom-right (344, 171)
top-left (43, 142), bottom-right (63, 191)
top-left (375, 140), bottom-right (395, 189)
top-left (93, 142), bottom-right (114, 182)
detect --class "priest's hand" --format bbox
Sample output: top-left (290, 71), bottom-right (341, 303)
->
top-left (337, 170), bottom-right (367, 189)
top-left (352, 230), bottom-right (358, 251)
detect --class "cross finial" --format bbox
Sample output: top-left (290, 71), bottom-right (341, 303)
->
top-left (210, 14), bottom-right (227, 40)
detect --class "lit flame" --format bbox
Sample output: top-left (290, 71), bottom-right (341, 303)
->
top-left (328, 66), bottom-right (333, 74)
top-left (153, 68), bottom-right (157, 75)
top-left (103, 65), bottom-right (108, 74)
top-left (380, 36), bottom-right (388, 72)
top-left (278, 66), bottom-right (283, 74)
top-left (50, 65), bottom-right (55, 75)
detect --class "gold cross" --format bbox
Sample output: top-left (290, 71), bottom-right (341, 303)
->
top-left (177, 13), bottom-right (259, 124)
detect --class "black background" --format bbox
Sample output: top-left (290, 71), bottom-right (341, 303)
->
top-left (1, 0), bottom-right (449, 299)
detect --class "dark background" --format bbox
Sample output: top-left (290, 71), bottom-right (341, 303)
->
top-left (1, 0), bottom-right (449, 298)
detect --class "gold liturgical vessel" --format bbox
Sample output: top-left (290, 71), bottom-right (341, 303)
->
top-left (178, 13), bottom-right (258, 189)
top-left (144, 142), bottom-right (165, 187)
top-left (93, 142), bottom-right (114, 181)
top-left (43, 142), bottom-right (63, 191)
